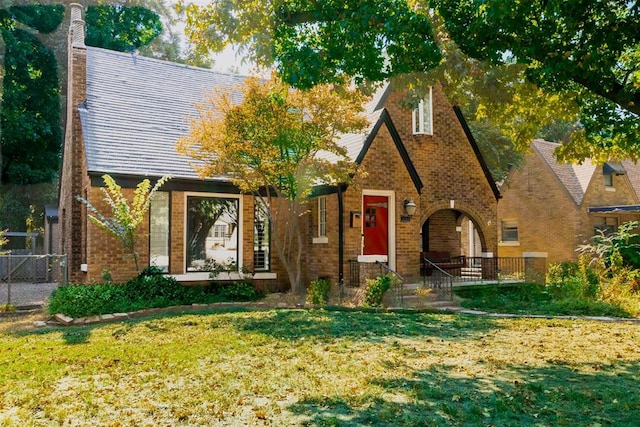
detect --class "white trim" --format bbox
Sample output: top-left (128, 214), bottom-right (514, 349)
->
top-left (481, 252), bottom-right (494, 258)
top-left (499, 241), bottom-right (520, 247)
top-left (183, 192), bottom-right (243, 272)
top-left (172, 272), bottom-right (220, 282)
top-left (312, 236), bottom-right (329, 244)
top-left (357, 255), bottom-right (388, 263)
top-left (318, 196), bottom-right (327, 237)
top-left (605, 187), bottom-right (616, 192)
top-left (361, 189), bottom-right (396, 270)
top-left (411, 87), bottom-right (433, 135)
top-left (172, 271), bottom-right (277, 282)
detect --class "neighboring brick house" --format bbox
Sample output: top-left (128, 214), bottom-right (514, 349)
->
top-left (497, 139), bottom-right (640, 264)
top-left (58, 4), bottom-right (500, 288)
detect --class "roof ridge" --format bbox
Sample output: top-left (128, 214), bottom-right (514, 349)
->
top-left (85, 45), bottom-right (250, 79)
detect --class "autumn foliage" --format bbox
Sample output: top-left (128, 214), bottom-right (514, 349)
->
top-left (178, 76), bottom-right (369, 295)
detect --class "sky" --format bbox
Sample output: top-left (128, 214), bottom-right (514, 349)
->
top-left (178, 0), bottom-right (253, 75)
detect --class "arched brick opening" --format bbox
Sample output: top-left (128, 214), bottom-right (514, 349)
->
top-left (421, 208), bottom-right (489, 257)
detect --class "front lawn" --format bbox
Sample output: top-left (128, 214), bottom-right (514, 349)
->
top-left (455, 282), bottom-right (636, 318)
top-left (1, 308), bottom-right (639, 425)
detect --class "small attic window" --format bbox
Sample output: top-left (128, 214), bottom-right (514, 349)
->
top-left (603, 162), bottom-right (625, 175)
top-left (412, 87), bottom-right (433, 135)
top-left (603, 162), bottom-right (624, 188)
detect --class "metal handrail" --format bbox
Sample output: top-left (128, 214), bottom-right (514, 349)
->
top-left (421, 257), bottom-right (454, 278)
top-left (422, 257), bottom-right (454, 300)
top-left (375, 261), bottom-right (405, 307)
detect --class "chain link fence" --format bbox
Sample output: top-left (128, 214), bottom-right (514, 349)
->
top-left (0, 255), bottom-right (67, 307)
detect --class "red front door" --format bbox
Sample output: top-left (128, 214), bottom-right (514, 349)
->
top-left (363, 195), bottom-right (389, 256)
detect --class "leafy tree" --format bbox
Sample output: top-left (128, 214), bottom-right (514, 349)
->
top-left (408, 11), bottom-right (577, 178)
top-left (0, 4), bottom-right (64, 186)
top-left (432, 0), bottom-right (640, 162)
top-left (177, 76), bottom-right (368, 295)
top-left (85, 5), bottom-right (163, 52)
top-left (184, 0), bottom-right (640, 163)
top-left (180, 0), bottom-right (441, 88)
top-left (0, 2), bottom-right (185, 233)
top-left (77, 174), bottom-right (171, 273)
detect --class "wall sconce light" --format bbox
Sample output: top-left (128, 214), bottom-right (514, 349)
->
top-left (403, 198), bottom-right (417, 217)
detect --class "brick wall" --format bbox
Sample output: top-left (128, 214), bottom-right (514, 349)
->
top-left (62, 46), bottom-right (497, 289)
top-left (386, 86), bottom-right (498, 256)
top-left (59, 41), bottom-right (89, 283)
top-left (498, 153), bottom-right (580, 263)
top-left (498, 152), bottom-right (640, 264)
top-left (85, 186), bottom-right (146, 282)
top-left (306, 84), bottom-right (498, 286)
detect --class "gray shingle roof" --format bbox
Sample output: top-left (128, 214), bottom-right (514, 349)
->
top-left (622, 159), bottom-right (640, 197)
top-left (80, 47), bottom-right (383, 180)
top-left (79, 47), bottom-right (247, 179)
top-left (319, 85), bottom-right (389, 163)
top-left (531, 139), bottom-right (596, 205)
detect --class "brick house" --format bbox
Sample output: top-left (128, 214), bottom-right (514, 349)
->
top-left (58, 4), bottom-right (499, 289)
top-left (497, 139), bottom-right (640, 264)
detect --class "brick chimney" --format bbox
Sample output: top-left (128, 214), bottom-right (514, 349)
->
top-left (60, 2), bottom-right (89, 283)
top-left (69, 3), bottom-right (86, 48)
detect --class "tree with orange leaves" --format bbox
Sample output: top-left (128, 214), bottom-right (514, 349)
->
top-left (177, 76), bottom-right (369, 296)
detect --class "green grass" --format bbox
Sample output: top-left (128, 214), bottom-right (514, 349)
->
top-left (455, 282), bottom-right (634, 318)
top-left (1, 308), bottom-right (639, 425)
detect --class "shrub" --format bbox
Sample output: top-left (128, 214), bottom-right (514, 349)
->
top-left (124, 266), bottom-right (198, 305)
top-left (545, 256), bottom-right (599, 300)
top-left (579, 220), bottom-right (640, 269)
top-left (214, 282), bottom-right (263, 302)
top-left (306, 277), bottom-right (331, 306)
top-left (47, 283), bottom-right (130, 318)
top-left (47, 267), bottom-right (264, 318)
top-left (363, 274), bottom-right (394, 308)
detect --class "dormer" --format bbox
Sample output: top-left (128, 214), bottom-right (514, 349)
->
top-left (603, 161), bottom-right (626, 189)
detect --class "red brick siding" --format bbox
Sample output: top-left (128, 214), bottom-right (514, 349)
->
top-left (59, 45), bottom-right (89, 283)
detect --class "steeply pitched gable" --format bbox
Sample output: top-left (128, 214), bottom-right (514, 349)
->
top-left (531, 139), bottom-right (596, 205)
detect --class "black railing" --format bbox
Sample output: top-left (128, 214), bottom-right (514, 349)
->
top-left (422, 255), bottom-right (529, 286)
top-left (375, 261), bottom-right (405, 307)
top-left (465, 257), bottom-right (527, 282)
top-left (421, 257), bottom-right (454, 300)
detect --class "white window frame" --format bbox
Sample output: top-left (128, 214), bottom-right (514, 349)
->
top-left (313, 196), bottom-right (329, 244)
top-left (212, 224), bottom-right (227, 239)
top-left (412, 87), bottom-right (433, 135)
top-left (253, 200), bottom-right (271, 271)
top-left (149, 191), bottom-right (170, 272)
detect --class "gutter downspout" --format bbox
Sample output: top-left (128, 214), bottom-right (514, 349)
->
top-left (338, 184), bottom-right (345, 301)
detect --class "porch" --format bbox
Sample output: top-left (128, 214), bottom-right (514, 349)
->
top-left (348, 255), bottom-right (546, 306)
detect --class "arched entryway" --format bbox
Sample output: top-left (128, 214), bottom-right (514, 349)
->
top-left (421, 209), bottom-right (486, 260)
